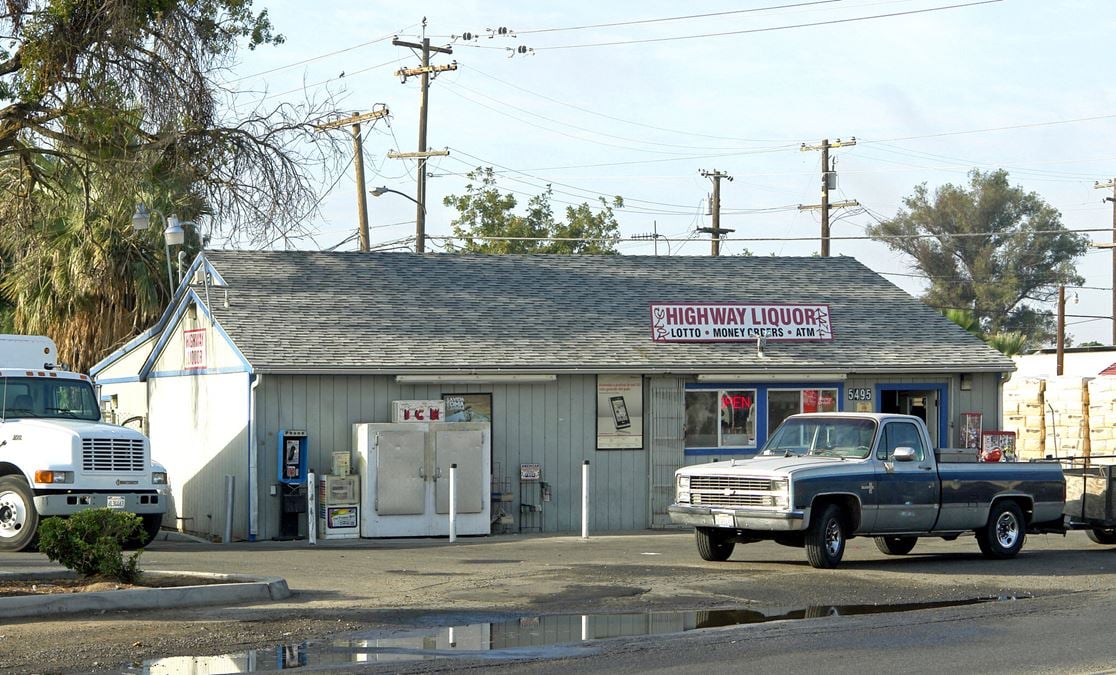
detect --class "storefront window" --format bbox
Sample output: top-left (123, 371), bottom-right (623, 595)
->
top-left (767, 388), bottom-right (838, 436)
top-left (685, 389), bottom-right (757, 448)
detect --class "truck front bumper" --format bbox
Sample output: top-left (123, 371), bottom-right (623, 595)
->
top-left (34, 491), bottom-right (166, 517)
top-left (668, 504), bottom-right (805, 532)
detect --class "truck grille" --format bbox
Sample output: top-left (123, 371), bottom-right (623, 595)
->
top-left (81, 438), bottom-right (145, 472)
top-left (687, 476), bottom-right (778, 508)
top-left (691, 476), bottom-right (775, 492)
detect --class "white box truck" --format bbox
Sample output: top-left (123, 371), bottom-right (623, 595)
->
top-left (0, 335), bottom-right (168, 551)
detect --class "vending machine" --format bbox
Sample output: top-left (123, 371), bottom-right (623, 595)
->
top-left (317, 473), bottom-right (360, 539)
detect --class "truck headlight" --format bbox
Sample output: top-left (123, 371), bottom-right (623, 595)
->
top-left (152, 471), bottom-right (168, 485)
top-left (677, 474), bottom-right (690, 490)
top-left (771, 478), bottom-right (790, 508)
top-left (34, 470), bottom-right (73, 484)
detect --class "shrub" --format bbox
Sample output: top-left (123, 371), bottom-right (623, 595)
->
top-left (37, 509), bottom-right (144, 583)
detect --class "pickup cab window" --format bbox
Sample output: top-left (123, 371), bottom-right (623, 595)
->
top-left (763, 417), bottom-right (876, 459)
top-left (878, 421), bottom-right (927, 461)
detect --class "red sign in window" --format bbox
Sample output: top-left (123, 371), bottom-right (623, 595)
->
top-left (721, 394), bottom-right (753, 410)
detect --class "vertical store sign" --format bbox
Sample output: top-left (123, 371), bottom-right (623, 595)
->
top-left (597, 375), bottom-right (643, 450)
top-left (183, 328), bottom-right (205, 370)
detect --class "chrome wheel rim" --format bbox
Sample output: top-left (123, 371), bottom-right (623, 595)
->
top-left (995, 511), bottom-right (1020, 548)
top-left (825, 518), bottom-right (843, 556)
top-left (0, 489), bottom-right (27, 540)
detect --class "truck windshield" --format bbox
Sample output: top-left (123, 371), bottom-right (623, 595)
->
top-left (763, 417), bottom-right (877, 459)
top-left (0, 376), bottom-right (100, 421)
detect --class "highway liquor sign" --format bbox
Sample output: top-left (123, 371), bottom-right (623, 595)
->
top-left (650, 302), bottom-right (833, 342)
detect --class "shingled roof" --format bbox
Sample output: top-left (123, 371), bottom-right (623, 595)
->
top-left (193, 250), bottom-right (1013, 375)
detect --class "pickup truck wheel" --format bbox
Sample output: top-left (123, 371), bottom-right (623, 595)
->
top-left (874, 536), bottom-right (917, 555)
top-left (695, 527), bottom-right (735, 561)
top-left (976, 501), bottom-right (1026, 559)
top-left (0, 475), bottom-right (39, 552)
top-left (1086, 527), bottom-right (1116, 545)
top-left (805, 504), bottom-right (846, 569)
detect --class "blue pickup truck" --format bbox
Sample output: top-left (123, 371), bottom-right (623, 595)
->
top-left (669, 413), bottom-right (1067, 568)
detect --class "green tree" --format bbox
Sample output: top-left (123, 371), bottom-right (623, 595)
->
top-left (443, 167), bottom-right (623, 254)
top-left (0, 1), bottom-right (344, 369)
top-left (942, 309), bottom-right (1028, 356)
top-left (868, 170), bottom-right (1088, 347)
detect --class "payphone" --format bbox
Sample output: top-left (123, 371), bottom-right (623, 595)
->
top-left (277, 429), bottom-right (308, 539)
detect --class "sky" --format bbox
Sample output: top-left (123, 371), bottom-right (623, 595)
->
top-left (221, 0), bottom-right (1116, 345)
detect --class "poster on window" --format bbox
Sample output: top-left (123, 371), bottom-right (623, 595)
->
top-left (597, 375), bottom-right (643, 449)
top-left (442, 393), bottom-right (493, 423)
top-left (961, 413), bottom-right (983, 449)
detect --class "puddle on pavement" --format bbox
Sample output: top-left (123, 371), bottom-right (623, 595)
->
top-left (131, 596), bottom-right (1026, 673)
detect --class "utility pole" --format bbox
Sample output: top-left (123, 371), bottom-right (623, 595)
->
top-left (315, 106), bottom-right (390, 252)
top-left (1096, 178), bottom-right (1116, 344)
top-left (1057, 285), bottom-right (1066, 376)
top-left (697, 169), bottom-right (733, 256)
top-left (799, 137), bottom-right (858, 256)
top-left (393, 25), bottom-right (457, 253)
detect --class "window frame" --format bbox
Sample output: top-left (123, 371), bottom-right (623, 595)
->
top-left (684, 382), bottom-right (844, 456)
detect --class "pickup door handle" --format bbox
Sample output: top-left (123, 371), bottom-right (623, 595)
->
top-left (918, 465), bottom-right (933, 471)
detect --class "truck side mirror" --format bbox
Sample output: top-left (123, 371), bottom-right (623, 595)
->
top-left (893, 447), bottom-right (917, 462)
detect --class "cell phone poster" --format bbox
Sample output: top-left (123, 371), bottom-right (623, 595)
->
top-left (597, 375), bottom-right (643, 450)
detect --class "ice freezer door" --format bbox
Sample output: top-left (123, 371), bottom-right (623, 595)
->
top-left (434, 429), bottom-right (485, 514)
top-left (374, 430), bottom-right (426, 515)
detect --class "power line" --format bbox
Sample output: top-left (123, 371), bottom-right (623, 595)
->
top-left (861, 112), bottom-right (1116, 143)
top-left (519, 1), bottom-right (1002, 51)
top-left (466, 67), bottom-right (796, 144)
top-left (227, 30), bottom-right (407, 83)
top-left (511, 0), bottom-right (846, 35)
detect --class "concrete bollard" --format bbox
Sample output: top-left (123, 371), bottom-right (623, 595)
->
top-left (581, 460), bottom-right (590, 540)
top-left (307, 471), bottom-right (317, 545)
top-left (223, 474), bottom-right (234, 544)
top-left (449, 463), bottom-right (457, 543)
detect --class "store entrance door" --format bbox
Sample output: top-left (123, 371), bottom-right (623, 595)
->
top-left (879, 388), bottom-right (941, 447)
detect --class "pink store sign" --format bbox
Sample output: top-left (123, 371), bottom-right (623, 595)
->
top-left (650, 302), bottom-right (833, 342)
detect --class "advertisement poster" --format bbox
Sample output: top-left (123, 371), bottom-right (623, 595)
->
top-left (442, 393), bottom-right (493, 423)
top-left (961, 413), bottom-right (983, 449)
top-left (981, 431), bottom-right (1017, 462)
top-left (597, 375), bottom-right (643, 450)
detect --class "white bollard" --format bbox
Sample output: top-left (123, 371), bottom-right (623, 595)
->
top-left (223, 474), bottom-right (234, 544)
top-left (449, 463), bottom-right (457, 543)
top-left (307, 471), bottom-right (317, 545)
top-left (581, 460), bottom-right (590, 540)
top-left (581, 614), bottom-right (589, 641)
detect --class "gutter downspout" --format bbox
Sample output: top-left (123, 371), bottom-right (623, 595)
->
top-left (249, 373), bottom-right (262, 541)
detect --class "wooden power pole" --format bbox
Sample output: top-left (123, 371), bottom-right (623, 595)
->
top-left (392, 31), bottom-right (457, 253)
top-left (698, 169), bottom-right (733, 256)
top-left (1096, 178), bottom-right (1116, 344)
top-left (799, 137), bottom-right (858, 256)
top-left (315, 106), bottom-right (390, 252)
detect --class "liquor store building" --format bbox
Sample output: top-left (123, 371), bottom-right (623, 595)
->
top-left (91, 251), bottom-right (1014, 540)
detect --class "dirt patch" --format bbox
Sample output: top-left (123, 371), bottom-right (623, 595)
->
top-left (0, 573), bottom-right (227, 598)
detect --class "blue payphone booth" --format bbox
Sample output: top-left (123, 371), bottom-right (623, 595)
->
top-left (278, 429), bottom-right (308, 538)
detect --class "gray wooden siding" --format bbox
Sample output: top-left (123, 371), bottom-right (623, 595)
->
top-left (255, 374), bottom-right (649, 540)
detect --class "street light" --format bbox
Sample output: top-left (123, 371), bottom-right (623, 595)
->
top-left (370, 186), bottom-right (426, 252)
top-left (131, 203), bottom-right (195, 290)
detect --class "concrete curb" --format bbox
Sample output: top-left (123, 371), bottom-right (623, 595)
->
top-left (0, 570), bottom-right (290, 619)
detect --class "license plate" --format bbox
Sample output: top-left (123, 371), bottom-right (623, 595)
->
top-left (714, 513), bottom-right (735, 527)
top-left (106, 496), bottom-right (125, 509)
